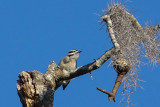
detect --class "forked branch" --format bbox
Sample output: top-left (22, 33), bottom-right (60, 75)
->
top-left (97, 52), bottom-right (131, 102)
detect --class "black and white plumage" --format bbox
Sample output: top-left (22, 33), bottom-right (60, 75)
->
top-left (58, 50), bottom-right (81, 90)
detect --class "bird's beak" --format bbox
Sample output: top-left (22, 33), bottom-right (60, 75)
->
top-left (78, 51), bottom-right (82, 53)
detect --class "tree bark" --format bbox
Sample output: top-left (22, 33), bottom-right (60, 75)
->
top-left (17, 71), bottom-right (55, 107)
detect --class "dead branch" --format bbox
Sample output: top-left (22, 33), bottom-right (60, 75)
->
top-left (126, 12), bottom-right (143, 31)
top-left (97, 87), bottom-right (116, 102)
top-left (17, 71), bottom-right (55, 107)
top-left (56, 47), bottom-right (116, 82)
top-left (101, 15), bottom-right (120, 52)
top-left (97, 52), bottom-right (131, 102)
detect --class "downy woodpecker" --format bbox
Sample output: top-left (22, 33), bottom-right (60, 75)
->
top-left (58, 50), bottom-right (81, 90)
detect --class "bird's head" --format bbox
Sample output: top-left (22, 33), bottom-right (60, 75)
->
top-left (67, 50), bottom-right (82, 60)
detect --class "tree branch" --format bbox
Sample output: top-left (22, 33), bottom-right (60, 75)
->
top-left (97, 87), bottom-right (116, 102)
top-left (56, 47), bottom-right (115, 82)
top-left (97, 52), bottom-right (131, 102)
top-left (101, 15), bottom-right (120, 52)
top-left (126, 11), bottom-right (143, 31)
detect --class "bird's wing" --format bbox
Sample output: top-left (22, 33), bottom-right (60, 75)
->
top-left (62, 56), bottom-right (70, 64)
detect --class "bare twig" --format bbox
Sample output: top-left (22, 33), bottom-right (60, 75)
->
top-left (97, 87), bottom-right (116, 102)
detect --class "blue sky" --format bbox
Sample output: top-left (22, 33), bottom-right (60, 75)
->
top-left (0, 0), bottom-right (160, 107)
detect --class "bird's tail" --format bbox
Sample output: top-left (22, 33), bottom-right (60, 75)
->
top-left (63, 82), bottom-right (70, 90)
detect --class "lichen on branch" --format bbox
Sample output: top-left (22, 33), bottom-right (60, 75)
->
top-left (101, 1), bottom-right (160, 104)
